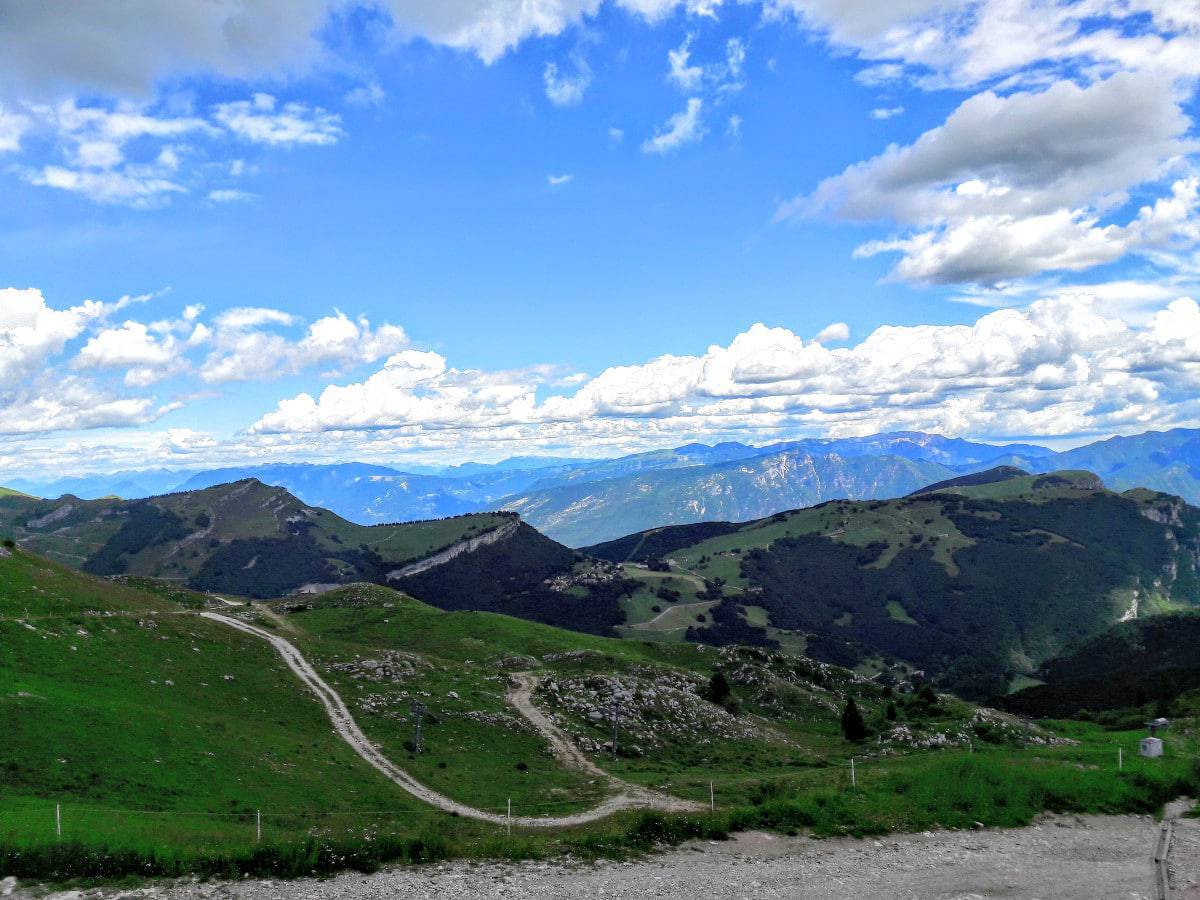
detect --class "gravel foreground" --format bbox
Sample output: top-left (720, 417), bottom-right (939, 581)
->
top-left (9, 814), bottom-right (1199, 900)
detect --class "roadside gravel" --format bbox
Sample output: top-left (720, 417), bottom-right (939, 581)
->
top-left (1172, 816), bottom-right (1200, 898)
top-left (18, 813), bottom-right (1196, 900)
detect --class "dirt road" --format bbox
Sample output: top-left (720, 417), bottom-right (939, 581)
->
top-left (200, 613), bottom-right (696, 827)
top-left (506, 672), bottom-right (700, 813)
top-left (24, 814), bottom-right (1199, 899)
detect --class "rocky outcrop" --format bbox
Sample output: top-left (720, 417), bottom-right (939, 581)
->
top-left (385, 519), bottom-right (520, 580)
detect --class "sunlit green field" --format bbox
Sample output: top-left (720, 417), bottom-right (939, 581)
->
top-left (4, 549), bottom-right (1199, 883)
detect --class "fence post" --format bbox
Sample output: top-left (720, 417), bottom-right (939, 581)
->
top-left (710, 782), bottom-right (715, 813)
top-left (507, 799), bottom-right (512, 836)
top-left (256, 810), bottom-right (262, 843)
top-left (851, 758), bottom-right (857, 789)
top-left (56, 803), bottom-right (61, 840)
top-left (1118, 747), bottom-right (1123, 770)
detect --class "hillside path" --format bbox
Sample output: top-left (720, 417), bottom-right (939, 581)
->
top-left (629, 599), bottom-right (720, 631)
top-left (199, 612), bottom-right (700, 827)
top-left (506, 673), bottom-right (699, 811)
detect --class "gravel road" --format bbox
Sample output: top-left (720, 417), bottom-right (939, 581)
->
top-left (1172, 816), bottom-right (1200, 898)
top-left (18, 813), bottom-right (1197, 900)
top-left (198, 614), bottom-right (697, 827)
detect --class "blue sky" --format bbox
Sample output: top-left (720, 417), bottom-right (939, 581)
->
top-left (1, 1), bottom-right (1200, 476)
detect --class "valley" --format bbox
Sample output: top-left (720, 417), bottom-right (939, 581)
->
top-left (4, 462), bottom-right (1199, 701)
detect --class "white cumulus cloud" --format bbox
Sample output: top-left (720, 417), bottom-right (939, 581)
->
top-left (247, 293), bottom-right (1200, 447)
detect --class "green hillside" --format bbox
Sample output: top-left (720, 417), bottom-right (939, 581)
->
top-left (0, 481), bottom-right (642, 634)
top-left (0, 548), bottom-right (446, 857)
top-left (0, 480), bottom-right (513, 598)
top-left (587, 470), bottom-right (1200, 699)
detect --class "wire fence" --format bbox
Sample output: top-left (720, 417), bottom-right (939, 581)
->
top-left (3, 737), bottom-right (1195, 850)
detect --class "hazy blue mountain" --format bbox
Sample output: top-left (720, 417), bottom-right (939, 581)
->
top-left (493, 434), bottom-right (1057, 547)
top-left (14, 429), bottom-right (1198, 542)
top-left (7, 469), bottom-right (192, 500)
top-left (435, 455), bottom-right (599, 477)
top-left (176, 462), bottom-right (543, 523)
top-left (497, 431), bottom-right (1200, 547)
top-left (501, 449), bottom-right (958, 547)
top-left (805, 432), bottom-right (1054, 466)
top-left (1018, 428), bottom-right (1200, 502)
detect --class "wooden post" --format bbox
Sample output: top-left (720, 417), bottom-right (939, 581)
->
top-left (256, 810), bottom-right (262, 843)
top-left (1118, 747), bottom-right (1123, 770)
top-left (710, 782), bottom-right (715, 813)
top-left (507, 799), bottom-right (512, 836)
top-left (851, 758), bottom-right (857, 789)
top-left (56, 803), bottom-right (61, 840)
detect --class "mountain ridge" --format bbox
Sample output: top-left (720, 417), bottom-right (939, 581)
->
top-left (586, 466), bottom-right (1200, 698)
top-left (11, 427), bottom-right (1200, 550)
top-left (0, 478), bottom-right (634, 635)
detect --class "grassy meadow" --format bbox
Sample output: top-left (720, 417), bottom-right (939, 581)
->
top-left (4, 548), bottom-right (1200, 883)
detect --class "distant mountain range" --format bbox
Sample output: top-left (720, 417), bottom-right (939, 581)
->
top-left (504, 428), bottom-right (1200, 545)
top-left (8, 428), bottom-right (1200, 548)
top-left (500, 450), bottom-right (956, 548)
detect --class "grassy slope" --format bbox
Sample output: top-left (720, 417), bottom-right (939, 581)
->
top-left (277, 586), bottom-right (682, 814)
top-left (4, 552), bottom-right (1200, 881)
top-left (0, 550), bottom-right (460, 854)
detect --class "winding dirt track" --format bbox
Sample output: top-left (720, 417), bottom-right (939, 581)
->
top-left (200, 612), bottom-right (700, 827)
top-left (505, 673), bottom-right (700, 811)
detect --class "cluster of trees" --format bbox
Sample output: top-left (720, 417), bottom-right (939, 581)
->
top-left (1004, 612), bottom-right (1200, 717)
top-left (720, 492), bottom-right (1200, 699)
top-left (192, 534), bottom-right (341, 597)
top-left (83, 504), bottom-right (189, 576)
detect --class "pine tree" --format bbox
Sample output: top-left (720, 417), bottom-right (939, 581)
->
top-left (841, 697), bottom-right (869, 741)
top-left (706, 671), bottom-right (732, 706)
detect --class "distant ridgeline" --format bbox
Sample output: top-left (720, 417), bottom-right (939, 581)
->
top-left (0, 480), bottom-right (634, 636)
top-left (10, 428), bottom-right (1200, 549)
top-left (586, 468), bottom-right (1200, 699)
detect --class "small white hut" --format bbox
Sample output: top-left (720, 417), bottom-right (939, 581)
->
top-left (1139, 736), bottom-right (1164, 758)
